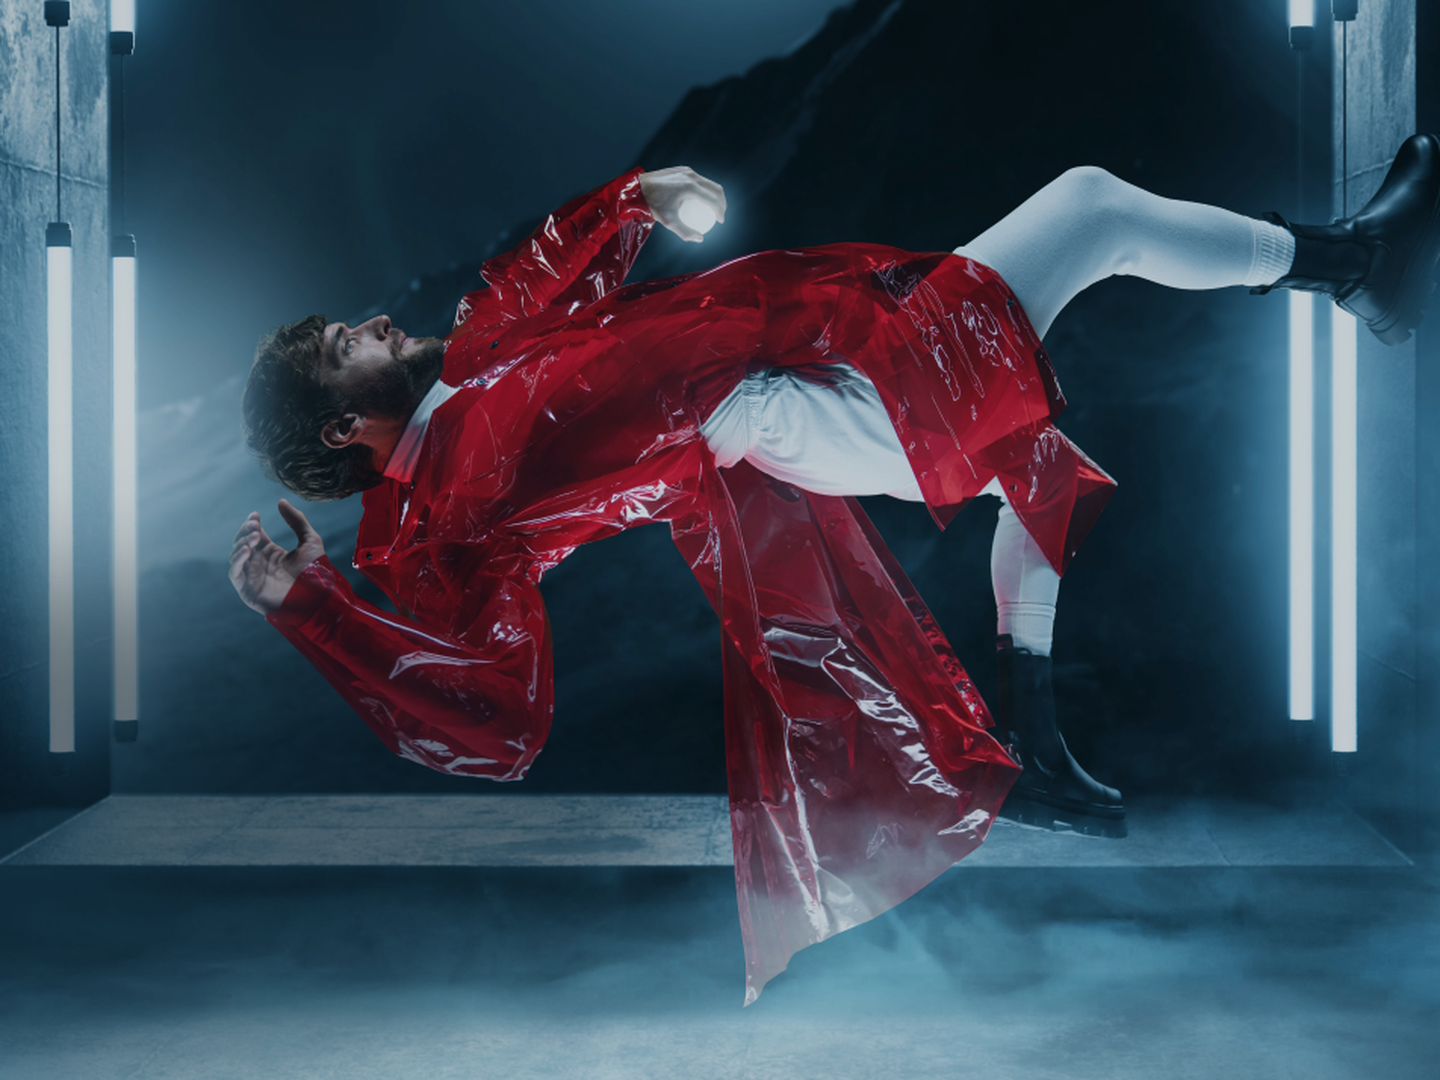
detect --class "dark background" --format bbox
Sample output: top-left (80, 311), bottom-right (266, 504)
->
top-left (113, 0), bottom-right (1337, 800)
top-left (124, 0), bottom-right (844, 408)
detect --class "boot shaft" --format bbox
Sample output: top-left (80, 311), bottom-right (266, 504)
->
top-left (995, 635), bottom-right (1065, 770)
top-left (1285, 224), bottom-right (1372, 297)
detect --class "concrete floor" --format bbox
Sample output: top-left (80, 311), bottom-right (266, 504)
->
top-left (1, 793), bottom-right (1413, 868)
top-left (2, 799), bottom-right (1436, 1079)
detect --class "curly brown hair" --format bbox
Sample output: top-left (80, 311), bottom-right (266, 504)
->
top-left (241, 314), bottom-right (384, 502)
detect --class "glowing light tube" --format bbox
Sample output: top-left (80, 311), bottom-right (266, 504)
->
top-left (1288, 0), bottom-right (1315, 49)
top-left (47, 227), bottom-right (75, 754)
top-left (1289, 291), bottom-right (1314, 721)
top-left (111, 0), bottom-right (135, 34)
top-left (1331, 308), bottom-right (1358, 753)
top-left (113, 250), bottom-right (138, 721)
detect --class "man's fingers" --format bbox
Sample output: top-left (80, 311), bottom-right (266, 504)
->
top-left (232, 512), bottom-right (262, 546)
top-left (230, 534), bottom-right (271, 569)
top-left (230, 515), bottom-right (271, 564)
top-left (276, 498), bottom-right (316, 546)
top-left (232, 521), bottom-right (263, 554)
top-left (228, 539), bottom-right (255, 583)
top-left (685, 173), bottom-right (725, 217)
top-left (229, 526), bottom-right (270, 565)
top-left (698, 177), bottom-right (726, 221)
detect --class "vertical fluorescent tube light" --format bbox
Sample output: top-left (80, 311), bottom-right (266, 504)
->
top-left (1288, 291), bottom-right (1314, 720)
top-left (111, 0), bottom-right (135, 34)
top-left (111, 1), bottom-right (138, 732)
top-left (1286, 0), bottom-right (1313, 721)
top-left (113, 241), bottom-right (138, 722)
top-left (1289, 0), bottom-right (1315, 48)
top-left (48, 224), bottom-right (75, 754)
top-left (1331, 308), bottom-right (1358, 753)
top-left (46, 0), bottom-right (74, 754)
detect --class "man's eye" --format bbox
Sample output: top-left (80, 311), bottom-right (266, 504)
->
top-left (343, 339), bottom-right (353, 355)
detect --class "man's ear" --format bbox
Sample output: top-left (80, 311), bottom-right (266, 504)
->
top-left (321, 413), bottom-right (366, 450)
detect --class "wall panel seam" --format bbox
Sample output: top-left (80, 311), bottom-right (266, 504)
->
top-left (0, 155), bottom-right (106, 190)
top-left (1359, 648), bottom-right (1417, 684)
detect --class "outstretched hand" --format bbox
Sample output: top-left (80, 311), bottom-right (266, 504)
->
top-left (228, 499), bottom-right (326, 616)
top-left (639, 166), bottom-right (727, 243)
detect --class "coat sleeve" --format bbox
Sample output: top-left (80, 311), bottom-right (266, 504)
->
top-left (265, 555), bottom-right (553, 781)
top-left (460, 168), bottom-right (655, 330)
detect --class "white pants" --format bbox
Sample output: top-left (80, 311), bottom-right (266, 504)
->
top-left (701, 167), bottom-right (1295, 655)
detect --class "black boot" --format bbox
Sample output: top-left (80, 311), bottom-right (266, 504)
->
top-left (1259, 133), bottom-right (1440, 346)
top-left (994, 635), bottom-right (1126, 838)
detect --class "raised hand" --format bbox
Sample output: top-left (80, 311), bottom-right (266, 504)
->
top-left (638, 166), bottom-right (727, 243)
top-left (228, 499), bottom-right (326, 616)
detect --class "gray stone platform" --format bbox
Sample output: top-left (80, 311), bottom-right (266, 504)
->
top-left (1, 794), bottom-right (1411, 868)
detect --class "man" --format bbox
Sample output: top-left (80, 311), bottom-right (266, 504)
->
top-left (231, 140), bottom-right (1440, 1003)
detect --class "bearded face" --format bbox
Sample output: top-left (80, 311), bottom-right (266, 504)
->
top-left (241, 314), bottom-right (450, 502)
top-left (342, 333), bottom-right (446, 423)
top-left (318, 315), bottom-right (445, 423)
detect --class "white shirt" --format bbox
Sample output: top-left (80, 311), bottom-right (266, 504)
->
top-left (382, 379), bottom-right (460, 484)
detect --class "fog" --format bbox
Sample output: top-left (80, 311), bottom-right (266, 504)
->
top-left (3, 862), bottom-right (1436, 1077)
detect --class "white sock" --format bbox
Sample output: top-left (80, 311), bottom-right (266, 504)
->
top-left (998, 602), bottom-right (1058, 656)
top-left (991, 499), bottom-right (1060, 656)
top-left (1247, 218), bottom-right (1297, 287)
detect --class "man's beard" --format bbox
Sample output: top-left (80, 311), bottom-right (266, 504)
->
top-left (348, 336), bottom-right (446, 423)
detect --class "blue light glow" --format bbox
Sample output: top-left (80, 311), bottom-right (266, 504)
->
top-left (114, 254), bottom-right (139, 722)
top-left (48, 240), bottom-right (74, 754)
top-left (111, 0), bottom-right (136, 35)
top-left (1289, 291), bottom-right (1314, 721)
top-left (1331, 308), bottom-right (1357, 753)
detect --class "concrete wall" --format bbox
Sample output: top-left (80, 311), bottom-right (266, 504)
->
top-left (0, 1), bottom-right (111, 808)
top-left (1416, 2), bottom-right (1440, 860)
top-left (1332, 0), bottom-right (1420, 852)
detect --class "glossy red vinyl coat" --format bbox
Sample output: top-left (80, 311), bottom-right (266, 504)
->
top-left (269, 170), bottom-right (1116, 1003)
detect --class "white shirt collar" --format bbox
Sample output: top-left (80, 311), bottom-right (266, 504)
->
top-left (382, 379), bottom-right (459, 484)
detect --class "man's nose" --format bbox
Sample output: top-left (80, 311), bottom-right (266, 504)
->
top-left (361, 314), bottom-right (392, 338)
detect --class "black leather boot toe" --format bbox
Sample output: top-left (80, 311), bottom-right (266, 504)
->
top-left (994, 636), bottom-right (1127, 838)
top-left (1263, 133), bottom-right (1440, 346)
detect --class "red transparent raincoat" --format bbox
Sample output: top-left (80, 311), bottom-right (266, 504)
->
top-left (268, 170), bottom-right (1116, 1003)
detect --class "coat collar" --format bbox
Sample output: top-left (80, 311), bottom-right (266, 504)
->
top-left (382, 379), bottom-right (460, 484)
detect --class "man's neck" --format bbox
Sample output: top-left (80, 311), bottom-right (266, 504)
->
top-left (364, 415), bottom-right (410, 472)
top-left (379, 378), bottom-right (459, 483)
top-left (367, 378), bottom-right (438, 471)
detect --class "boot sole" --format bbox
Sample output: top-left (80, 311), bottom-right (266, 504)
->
top-left (997, 794), bottom-right (1128, 839)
